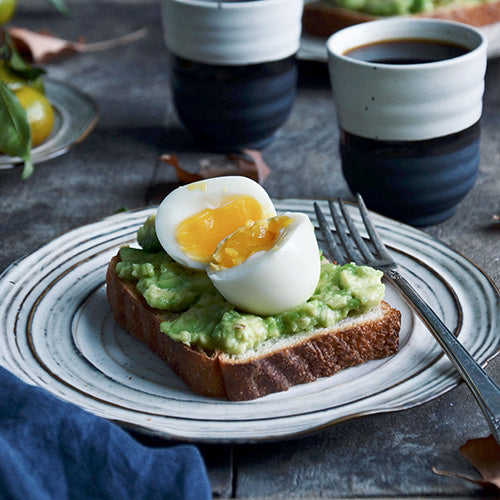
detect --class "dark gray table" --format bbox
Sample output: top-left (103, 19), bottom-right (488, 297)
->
top-left (1, 1), bottom-right (499, 498)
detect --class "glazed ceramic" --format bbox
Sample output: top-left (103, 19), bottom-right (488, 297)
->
top-left (162, 0), bottom-right (303, 150)
top-left (1, 202), bottom-right (499, 441)
top-left (327, 19), bottom-right (487, 226)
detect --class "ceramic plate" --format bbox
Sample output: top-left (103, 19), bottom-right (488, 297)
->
top-left (0, 79), bottom-right (98, 170)
top-left (298, 22), bottom-right (500, 61)
top-left (0, 200), bottom-right (499, 443)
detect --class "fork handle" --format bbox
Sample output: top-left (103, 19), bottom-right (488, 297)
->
top-left (386, 269), bottom-right (500, 441)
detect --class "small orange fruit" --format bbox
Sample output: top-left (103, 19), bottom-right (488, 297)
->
top-left (15, 86), bottom-right (55, 147)
top-left (0, 0), bottom-right (17, 25)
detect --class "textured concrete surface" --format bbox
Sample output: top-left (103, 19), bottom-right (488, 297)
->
top-left (1, 1), bottom-right (499, 498)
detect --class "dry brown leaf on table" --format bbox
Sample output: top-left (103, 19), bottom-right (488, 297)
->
top-left (146, 151), bottom-right (271, 204)
top-left (7, 26), bottom-right (149, 63)
top-left (433, 434), bottom-right (500, 493)
top-left (160, 150), bottom-right (272, 185)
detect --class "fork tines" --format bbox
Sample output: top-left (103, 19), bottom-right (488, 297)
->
top-left (313, 202), bottom-right (346, 265)
top-left (328, 199), bottom-right (373, 265)
top-left (314, 195), bottom-right (392, 269)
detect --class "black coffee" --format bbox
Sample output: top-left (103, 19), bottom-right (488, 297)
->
top-left (344, 38), bottom-right (469, 64)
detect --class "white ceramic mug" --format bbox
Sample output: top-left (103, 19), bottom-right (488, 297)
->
top-left (162, 0), bottom-right (303, 65)
top-left (326, 18), bottom-right (488, 226)
top-left (161, 0), bottom-right (304, 151)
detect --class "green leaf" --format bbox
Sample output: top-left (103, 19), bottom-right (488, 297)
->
top-left (21, 156), bottom-right (34, 179)
top-left (3, 33), bottom-right (46, 82)
top-left (9, 51), bottom-right (45, 82)
top-left (0, 40), bottom-right (9, 60)
top-left (0, 80), bottom-right (34, 178)
top-left (43, 0), bottom-right (70, 15)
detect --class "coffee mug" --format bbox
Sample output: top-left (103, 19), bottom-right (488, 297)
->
top-left (327, 18), bottom-right (488, 226)
top-left (161, 0), bottom-right (303, 152)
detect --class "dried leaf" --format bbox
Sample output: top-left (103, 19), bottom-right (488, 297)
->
top-left (161, 154), bottom-right (203, 185)
top-left (433, 435), bottom-right (500, 492)
top-left (160, 150), bottom-right (271, 185)
top-left (461, 435), bottom-right (500, 488)
top-left (7, 26), bottom-right (148, 63)
top-left (432, 466), bottom-right (496, 490)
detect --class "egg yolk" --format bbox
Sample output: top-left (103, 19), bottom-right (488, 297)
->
top-left (175, 195), bottom-right (269, 263)
top-left (211, 215), bottom-right (292, 270)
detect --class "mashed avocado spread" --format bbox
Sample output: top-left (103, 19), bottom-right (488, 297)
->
top-left (116, 216), bottom-right (385, 356)
top-left (330, 0), bottom-right (486, 16)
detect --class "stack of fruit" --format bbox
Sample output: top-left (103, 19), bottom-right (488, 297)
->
top-left (0, 0), bottom-right (58, 179)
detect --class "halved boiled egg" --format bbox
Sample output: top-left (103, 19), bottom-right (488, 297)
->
top-left (155, 176), bottom-right (276, 270)
top-left (207, 212), bottom-right (321, 316)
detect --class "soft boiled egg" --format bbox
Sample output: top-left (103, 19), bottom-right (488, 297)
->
top-left (207, 212), bottom-right (321, 316)
top-left (155, 176), bottom-right (276, 270)
top-left (155, 176), bottom-right (321, 316)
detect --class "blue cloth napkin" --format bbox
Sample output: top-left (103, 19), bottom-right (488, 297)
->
top-left (0, 366), bottom-right (212, 500)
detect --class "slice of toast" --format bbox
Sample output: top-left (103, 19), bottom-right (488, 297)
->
top-left (303, 0), bottom-right (500, 38)
top-left (106, 254), bottom-right (401, 401)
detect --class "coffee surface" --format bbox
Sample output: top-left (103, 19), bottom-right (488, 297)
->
top-left (344, 38), bottom-right (469, 64)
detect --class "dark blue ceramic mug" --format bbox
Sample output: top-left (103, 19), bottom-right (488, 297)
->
top-left (162, 0), bottom-right (303, 152)
top-left (327, 19), bottom-right (487, 226)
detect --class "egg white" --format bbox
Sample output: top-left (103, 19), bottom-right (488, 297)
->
top-left (155, 176), bottom-right (276, 270)
top-left (207, 212), bottom-right (321, 316)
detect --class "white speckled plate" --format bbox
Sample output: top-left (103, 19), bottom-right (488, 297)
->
top-left (0, 200), bottom-right (499, 443)
top-left (0, 79), bottom-right (98, 170)
top-left (298, 22), bottom-right (500, 61)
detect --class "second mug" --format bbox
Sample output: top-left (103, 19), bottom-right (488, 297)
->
top-left (327, 18), bottom-right (488, 226)
top-left (162, 0), bottom-right (304, 152)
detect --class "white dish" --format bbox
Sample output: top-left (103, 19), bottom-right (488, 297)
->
top-left (298, 22), bottom-right (500, 61)
top-left (0, 79), bottom-right (98, 170)
top-left (0, 199), bottom-right (499, 443)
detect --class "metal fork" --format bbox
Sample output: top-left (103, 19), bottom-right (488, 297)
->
top-left (314, 194), bottom-right (500, 442)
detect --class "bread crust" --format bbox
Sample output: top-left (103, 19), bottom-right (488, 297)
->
top-left (106, 255), bottom-right (227, 398)
top-left (106, 253), bottom-right (401, 401)
top-left (303, 0), bottom-right (500, 38)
